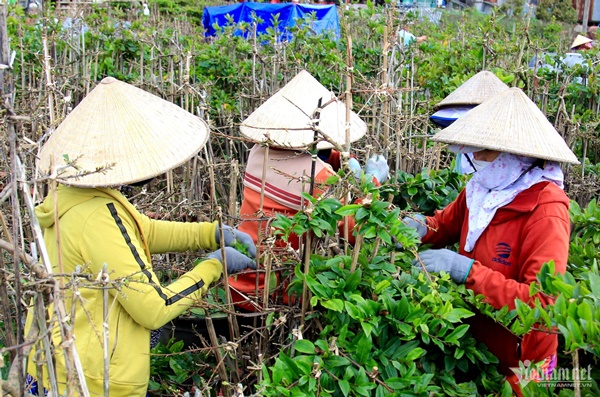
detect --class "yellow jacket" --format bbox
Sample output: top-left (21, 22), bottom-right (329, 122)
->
top-left (26, 185), bottom-right (222, 396)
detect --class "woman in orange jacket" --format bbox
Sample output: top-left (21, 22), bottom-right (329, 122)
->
top-left (230, 70), bottom-right (388, 311)
top-left (406, 87), bottom-right (579, 396)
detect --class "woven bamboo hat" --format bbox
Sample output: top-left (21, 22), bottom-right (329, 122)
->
top-left (433, 71), bottom-right (510, 110)
top-left (38, 77), bottom-right (210, 187)
top-left (239, 70), bottom-right (367, 149)
top-left (431, 87), bottom-right (580, 164)
top-left (571, 34), bottom-right (593, 49)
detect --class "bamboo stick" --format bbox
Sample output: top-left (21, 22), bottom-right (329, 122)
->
top-left (101, 264), bottom-right (109, 396)
top-left (206, 147), bottom-right (240, 342)
top-left (7, 113), bottom-right (24, 397)
top-left (300, 230), bottom-right (312, 327)
top-left (204, 313), bottom-right (231, 397)
top-left (344, 35), bottom-right (353, 253)
top-left (42, 35), bottom-right (56, 126)
top-left (17, 156), bottom-right (90, 397)
top-left (228, 160), bottom-right (238, 222)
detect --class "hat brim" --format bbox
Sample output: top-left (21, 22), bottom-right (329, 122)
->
top-left (447, 144), bottom-right (485, 154)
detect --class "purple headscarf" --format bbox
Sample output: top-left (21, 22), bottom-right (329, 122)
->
top-left (464, 152), bottom-right (564, 252)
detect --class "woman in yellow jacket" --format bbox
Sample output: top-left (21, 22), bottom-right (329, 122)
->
top-left (26, 77), bottom-right (255, 396)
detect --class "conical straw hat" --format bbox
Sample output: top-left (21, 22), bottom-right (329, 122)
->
top-left (571, 34), bottom-right (592, 49)
top-left (38, 77), bottom-right (210, 187)
top-left (431, 87), bottom-right (580, 164)
top-left (434, 71), bottom-right (510, 110)
top-left (240, 70), bottom-right (367, 149)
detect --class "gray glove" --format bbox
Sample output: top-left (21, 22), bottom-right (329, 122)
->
top-left (412, 249), bottom-right (474, 284)
top-left (365, 154), bottom-right (389, 183)
top-left (215, 224), bottom-right (256, 258)
top-left (348, 158), bottom-right (362, 179)
top-left (208, 247), bottom-right (257, 274)
top-left (403, 214), bottom-right (427, 239)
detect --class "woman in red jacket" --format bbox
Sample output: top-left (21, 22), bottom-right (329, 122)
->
top-left (406, 87), bottom-right (580, 396)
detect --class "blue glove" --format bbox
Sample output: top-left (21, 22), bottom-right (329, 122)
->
top-left (403, 214), bottom-right (427, 239)
top-left (208, 247), bottom-right (257, 274)
top-left (365, 154), bottom-right (389, 183)
top-left (215, 224), bottom-right (257, 258)
top-left (412, 249), bottom-right (474, 284)
top-left (348, 158), bottom-right (362, 179)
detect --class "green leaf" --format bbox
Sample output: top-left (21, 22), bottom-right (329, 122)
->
top-left (377, 229), bottom-right (392, 245)
top-left (326, 355), bottom-right (351, 367)
top-left (414, 373), bottom-right (434, 392)
top-left (339, 379), bottom-right (350, 397)
top-left (275, 386), bottom-right (291, 396)
top-left (444, 307), bottom-right (474, 323)
top-left (444, 355), bottom-right (456, 372)
top-left (346, 269), bottom-right (362, 292)
top-left (336, 204), bottom-right (361, 216)
top-left (294, 339), bottom-right (316, 354)
top-left (306, 274), bottom-right (332, 298)
top-left (354, 334), bottom-right (373, 364)
top-left (551, 278), bottom-right (574, 298)
top-left (444, 324), bottom-right (470, 345)
top-left (577, 302), bottom-right (593, 323)
top-left (404, 347), bottom-right (424, 361)
top-left (588, 272), bottom-right (600, 296)
top-left (361, 321), bottom-right (373, 338)
top-left (279, 353), bottom-right (301, 378)
top-left (361, 225), bottom-right (377, 239)
top-left (321, 298), bottom-right (344, 312)
top-left (393, 340), bottom-right (420, 360)
top-left (374, 279), bottom-right (391, 294)
top-left (326, 174), bottom-right (340, 184)
top-left (385, 377), bottom-right (412, 389)
top-left (394, 297), bottom-right (409, 320)
top-left (345, 301), bottom-right (363, 320)
top-left (355, 207), bottom-right (370, 221)
top-left (566, 316), bottom-right (584, 345)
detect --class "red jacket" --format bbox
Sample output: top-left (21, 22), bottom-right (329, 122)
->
top-left (422, 182), bottom-right (569, 384)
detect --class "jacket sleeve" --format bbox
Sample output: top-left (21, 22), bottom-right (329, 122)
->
top-left (81, 203), bottom-right (222, 329)
top-left (421, 190), bottom-right (467, 248)
top-left (138, 213), bottom-right (219, 254)
top-left (466, 201), bottom-right (570, 311)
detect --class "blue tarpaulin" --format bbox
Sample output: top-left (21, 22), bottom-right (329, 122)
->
top-left (202, 2), bottom-right (340, 41)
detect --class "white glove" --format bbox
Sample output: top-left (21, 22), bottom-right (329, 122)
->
top-left (365, 154), bottom-right (389, 183)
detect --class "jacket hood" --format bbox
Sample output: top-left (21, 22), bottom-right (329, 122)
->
top-left (508, 181), bottom-right (569, 211)
top-left (35, 185), bottom-right (125, 228)
top-left (491, 181), bottom-right (569, 225)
